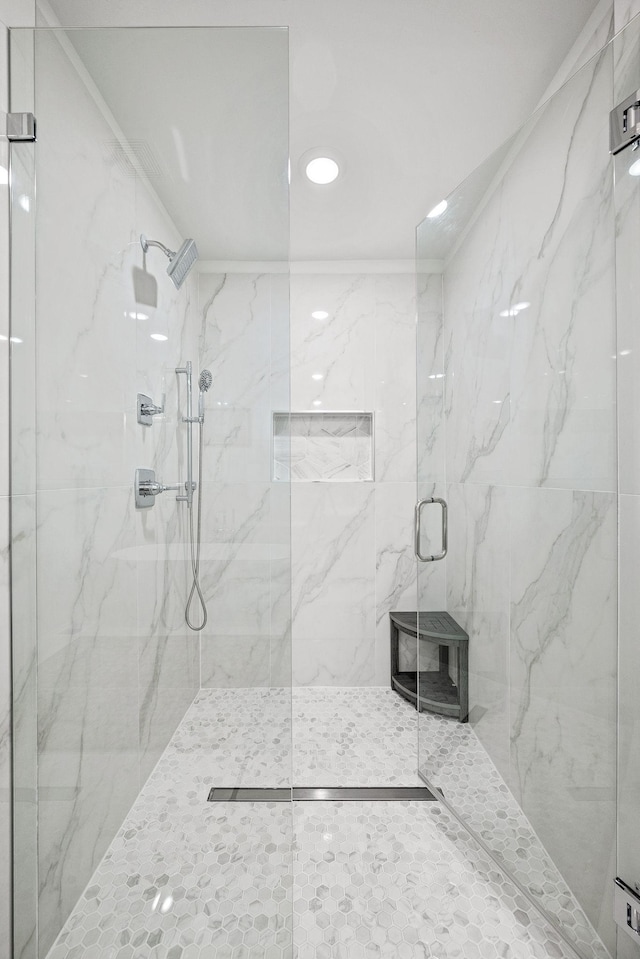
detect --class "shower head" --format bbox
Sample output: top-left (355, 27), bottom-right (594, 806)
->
top-left (199, 369), bottom-right (213, 393)
top-left (140, 234), bottom-right (199, 290)
top-left (198, 369), bottom-right (212, 420)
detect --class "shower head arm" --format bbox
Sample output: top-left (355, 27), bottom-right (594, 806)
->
top-left (140, 234), bottom-right (176, 260)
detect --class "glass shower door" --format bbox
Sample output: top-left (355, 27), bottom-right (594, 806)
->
top-left (416, 39), bottom-right (618, 959)
top-left (9, 25), bottom-right (292, 959)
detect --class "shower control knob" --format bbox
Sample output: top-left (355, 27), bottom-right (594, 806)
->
top-left (137, 392), bottom-right (165, 426)
top-left (135, 469), bottom-right (181, 509)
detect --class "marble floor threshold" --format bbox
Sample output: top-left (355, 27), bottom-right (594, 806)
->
top-left (44, 686), bottom-right (607, 959)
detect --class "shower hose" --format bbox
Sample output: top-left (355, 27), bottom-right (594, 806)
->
top-left (185, 420), bottom-right (207, 631)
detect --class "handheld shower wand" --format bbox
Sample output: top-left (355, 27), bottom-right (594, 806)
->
top-left (198, 369), bottom-right (213, 420)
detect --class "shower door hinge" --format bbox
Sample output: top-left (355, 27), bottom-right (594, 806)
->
top-left (6, 113), bottom-right (36, 142)
top-left (610, 91), bottom-right (640, 154)
top-left (614, 878), bottom-right (640, 942)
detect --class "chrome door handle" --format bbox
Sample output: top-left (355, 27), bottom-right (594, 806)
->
top-left (414, 497), bottom-right (448, 562)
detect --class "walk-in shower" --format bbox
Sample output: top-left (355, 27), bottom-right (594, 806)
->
top-left (5, 14), bottom-right (640, 959)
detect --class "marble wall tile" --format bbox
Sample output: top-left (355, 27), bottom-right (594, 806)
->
top-left (288, 272), bottom-right (418, 690)
top-left (442, 482), bottom-right (510, 782)
top-left (373, 482), bottom-right (420, 686)
top-left (275, 412), bottom-right (374, 482)
top-left (198, 272), bottom-right (273, 485)
top-left (290, 274), bottom-right (376, 412)
top-left (10, 494), bottom-right (37, 959)
top-left (373, 274), bottom-right (416, 483)
top-left (201, 634), bottom-right (271, 688)
top-left (20, 29), bottom-right (202, 957)
top-left (0, 21), bottom-right (11, 959)
top-left (444, 45), bottom-right (616, 494)
top-left (35, 31), bottom-right (137, 492)
top-left (416, 271), bottom-right (445, 490)
top-left (292, 482), bottom-right (376, 685)
top-left (36, 486), bottom-right (140, 956)
top-left (0, 496), bottom-right (10, 959)
top-left (618, 494), bottom-right (640, 898)
top-left (615, 0), bottom-right (640, 32)
top-left (509, 486), bottom-right (617, 952)
top-left (135, 490), bottom-right (198, 782)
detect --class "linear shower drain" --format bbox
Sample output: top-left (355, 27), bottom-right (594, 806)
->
top-left (206, 786), bottom-right (437, 802)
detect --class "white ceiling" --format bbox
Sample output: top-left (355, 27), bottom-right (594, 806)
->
top-left (47, 0), bottom-right (603, 261)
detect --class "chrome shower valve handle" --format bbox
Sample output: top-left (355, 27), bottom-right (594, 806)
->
top-left (134, 469), bottom-right (181, 509)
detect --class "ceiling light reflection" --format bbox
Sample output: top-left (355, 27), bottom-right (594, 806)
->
top-left (305, 157), bottom-right (339, 185)
top-left (427, 199), bottom-right (447, 218)
top-left (150, 333), bottom-right (168, 342)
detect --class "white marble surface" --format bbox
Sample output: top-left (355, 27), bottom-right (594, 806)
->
top-left (36, 486), bottom-right (140, 953)
top-left (615, 0), bottom-right (640, 30)
top-left (416, 271), bottom-right (445, 490)
top-left (509, 487), bottom-right (617, 951)
top-left (13, 29), bottom-right (202, 958)
top-left (288, 272), bottom-right (418, 689)
top-left (292, 482), bottom-right (376, 686)
top-left (197, 272), bottom-right (274, 485)
top-left (618, 488), bottom-right (640, 902)
top-left (373, 482), bottom-right (421, 684)
top-left (43, 687), bottom-right (599, 959)
top-left (0, 495), bottom-right (11, 959)
top-left (195, 269), bottom-right (291, 692)
top-left (419, 33), bottom-right (620, 959)
top-left (442, 44), bottom-right (615, 493)
top-left (274, 412), bottom-right (373, 482)
top-left (0, 19), bottom-right (12, 959)
top-left (443, 482), bottom-right (510, 783)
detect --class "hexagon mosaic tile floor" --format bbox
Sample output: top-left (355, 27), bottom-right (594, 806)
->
top-left (44, 687), bottom-right (605, 959)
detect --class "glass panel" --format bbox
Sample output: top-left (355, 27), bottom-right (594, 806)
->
top-left (613, 13), bottom-right (640, 959)
top-left (10, 25), bottom-right (290, 958)
top-left (416, 41), bottom-right (617, 959)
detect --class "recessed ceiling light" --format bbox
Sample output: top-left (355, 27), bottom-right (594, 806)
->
top-left (127, 311), bottom-right (149, 321)
top-left (311, 373), bottom-right (324, 381)
top-left (427, 199), bottom-right (447, 218)
top-left (512, 301), bottom-right (530, 311)
top-left (305, 156), bottom-right (339, 185)
top-left (19, 195), bottom-right (30, 212)
top-left (312, 310), bottom-right (329, 320)
top-left (313, 400), bottom-right (322, 406)
top-left (150, 333), bottom-right (168, 341)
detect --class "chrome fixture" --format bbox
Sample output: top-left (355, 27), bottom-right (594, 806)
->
top-left (175, 361), bottom-right (198, 509)
top-left (137, 392), bottom-right (165, 426)
top-left (134, 362), bottom-right (210, 630)
top-left (5, 112), bottom-right (36, 142)
top-left (175, 361), bottom-right (210, 631)
top-left (198, 368), bottom-right (212, 420)
top-left (414, 497), bottom-right (448, 562)
top-left (610, 89), bottom-right (640, 154)
top-left (134, 468), bottom-right (181, 509)
top-left (140, 233), bottom-right (199, 289)
top-left (615, 879), bottom-right (640, 942)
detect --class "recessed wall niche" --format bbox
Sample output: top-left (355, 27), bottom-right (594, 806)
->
top-left (273, 411), bottom-right (374, 481)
